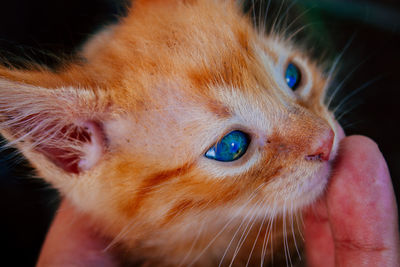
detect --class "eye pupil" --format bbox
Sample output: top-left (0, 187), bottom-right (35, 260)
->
top-left (205, 131), bottom-right (250, 162)
top-left (285, 63), bottom-right (301, 90)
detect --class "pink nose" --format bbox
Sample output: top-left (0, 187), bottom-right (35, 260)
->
top-left (305, 129), bottom-right (335, 161)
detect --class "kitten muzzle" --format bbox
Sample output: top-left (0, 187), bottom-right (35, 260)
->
top-left (305, 128), bottom-right (335, 162)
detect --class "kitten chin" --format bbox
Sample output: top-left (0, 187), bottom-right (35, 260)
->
top-left (290, 122), bottom-right (345, 209)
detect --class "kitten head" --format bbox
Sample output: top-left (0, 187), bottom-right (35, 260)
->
top-left (0, 0), bottom-right (342, 264)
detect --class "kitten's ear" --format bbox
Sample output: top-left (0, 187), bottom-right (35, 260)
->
top-left (0, 79), bottom-right (107, 174)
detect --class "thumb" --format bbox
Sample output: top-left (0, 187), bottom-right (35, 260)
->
top-left (326, 136), bottom-right (400, 266)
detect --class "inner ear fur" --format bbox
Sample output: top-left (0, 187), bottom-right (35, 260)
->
top-left (0, 79), bottom-right (107, 174)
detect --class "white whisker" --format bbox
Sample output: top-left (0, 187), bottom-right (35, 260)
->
top-left (270, 0), bottom-right (286, 35)
top-left (261, 201), bottom-right (277, 267)
top-left (341, 119), bottom-right (364, 130)
top-left (295, 211), bottom-right (304, 242)
top-left (322, 34), bottom-right (356, 94)
top-left (229, 196), bottom-right (267, 267)
top-left (103, 218), bottom-right (137, 252)
top-left (178, 220), bottom-right (206, 267)
top-left (333, 76), bottom-right (381, 116)
top-left (326, 58), bottom-right (369, 109)
top-left (290, 201), bottom-right (301, 261)
top-left (188, 183), bottom-right (265, 266)
top-left (245, 195), bottom-right (271, 267)
top-left (283, 203), bottom-right (289, 267)
top-left (281, 6), bottom-right (315, 37)
top-left (219, 196), bottom-right (263, 267)
top-left (335, 103), bottom-right (362, 122)
top-left (262, 0), bottom-right (272, 34)
top-left (275, 0), bottom-right (299, 35)
top-left (251, 0), bottom-right (257, 28)
top-left (286, 23), bottom-right (315, 42)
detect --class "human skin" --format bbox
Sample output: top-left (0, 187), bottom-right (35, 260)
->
top-left (36, 136), bottom-right (400, 267)
top-left (36, 201), bottom-right (116, 267)
top-left (304, 135), bottom-right (400, 267)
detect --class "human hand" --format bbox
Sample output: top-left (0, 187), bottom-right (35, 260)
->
top-left (304, 135), bottom-right (400, 267)
top-left (36, 201), bottom-right (116, 267)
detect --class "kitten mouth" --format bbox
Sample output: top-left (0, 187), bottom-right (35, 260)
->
top-left (304, 162), bottom-right (332, 194)
top-left (299, 122), bottom-right (344, 205)
top-left (282, 161), bottom-right (332, 212)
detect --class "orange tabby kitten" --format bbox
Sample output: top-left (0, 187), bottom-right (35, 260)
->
top-left (0, 0), bottom-right (342, 266)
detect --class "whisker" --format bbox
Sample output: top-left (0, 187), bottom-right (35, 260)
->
top-left (261, 201), bottom-right (277, 266)
top-left (282, 202), bottom-right (292, 267)
top-left (270, 0), bottom-right (286, 35)
top-left (290, 201), bottom-right (301, 261)
top-left (286, 23), bottom-right (315, 42)
top-left (335, 102), bottom-right (362, 122)
top-left (281, 5), bottom-right (315, 38)
top-left (322, 34), bottom-right (356, 93)
top-left (188, 183), bottom-right (265, 266)
top-left (219, 197), bottom-right (263, 267)
top-left (275, 0), bottom-right (299, 36)
top-left (245, 195), bottom-right (271, 267)
top-left (271, 211), bottom-right (276, 265)
top-left (229, 196), bottom-right (268, 266)
top-left (103, 218), bottom-right (137, 252)
top-left (262, 0), bottom-right (272, 34)
top-left (251, 0), bottom-right (257, 28)
top-left (326, 57), bottom-right (370, 109)
top-left (333, 76), bottom-right (381, 115)
top-left (341, 119), bottom-right (364, 130)
top-left (295, 211), bottom-right (304, 242)
top-left (178, 220), bottom-right (206, 267)
top-left (257, 0), bottom-right (262, 32)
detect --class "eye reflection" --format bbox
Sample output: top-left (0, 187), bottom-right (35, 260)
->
top-left (285, 63), bottom-right (301, 90)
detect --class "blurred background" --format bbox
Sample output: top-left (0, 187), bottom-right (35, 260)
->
top-left (0, 0), bottom-right (399, 266)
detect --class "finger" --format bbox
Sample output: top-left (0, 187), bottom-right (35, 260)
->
top-left (326, 135), bottom-right (400, 267)
top-left (302, 122), bottom-right (345, 267)
top-left (37, 200), bottom-right (116, 267)
top-left (303, 196), bottom-right (335, 267)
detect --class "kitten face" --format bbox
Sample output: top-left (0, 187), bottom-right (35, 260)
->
top-left (0, 0), bottom-right (342, 265)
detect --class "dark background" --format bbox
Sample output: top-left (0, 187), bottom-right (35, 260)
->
top-left (0, 0), bottom-right (399, 266)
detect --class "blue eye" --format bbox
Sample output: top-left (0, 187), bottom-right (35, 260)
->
top-left (205, 130), bottom-right (250, 162)
top-left (285, 63), bottom-right (301, 90)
